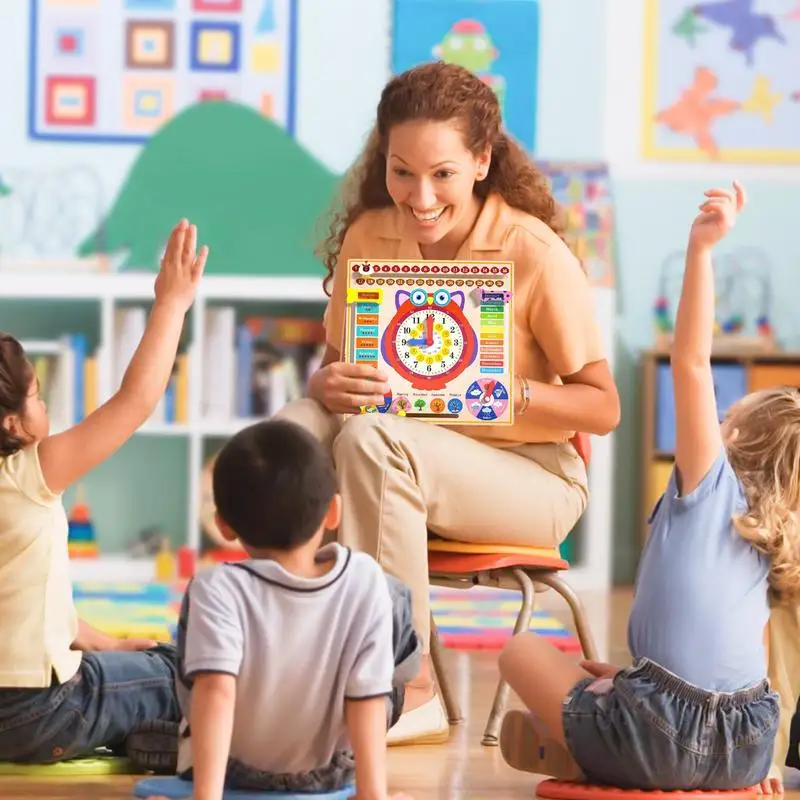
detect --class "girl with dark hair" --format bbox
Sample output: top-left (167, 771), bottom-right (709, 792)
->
top-left (0, 220), bottom-right (206, 764)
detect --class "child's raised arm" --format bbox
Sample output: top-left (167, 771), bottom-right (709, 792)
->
top-left (38, 219), bottom-right (207, 494)
top-left (671, 181), bottom-right (745, 495)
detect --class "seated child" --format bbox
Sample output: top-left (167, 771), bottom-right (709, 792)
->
top-left (496, 182), bottom-right (800, 793)
top-left (137, 418), bottom-right (419, 799)
top-left (0, 219), bottom-right (207, 762)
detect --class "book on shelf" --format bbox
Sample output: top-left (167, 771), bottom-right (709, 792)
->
top-left (26, 311), bottom-right (190, 432)
top-left (24, 308), bottom-right (324, 433)
top-left (27, 335), bottom-right (94, 432)
top-left (114, 307), bottom-right (189, 425)
top-left (203, 307), bottom-right (326, 421)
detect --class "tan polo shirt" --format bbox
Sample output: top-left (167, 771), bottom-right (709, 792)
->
top-left (0, 444), bottom-right (81, 687)
top-left (325, 192), bottom-right (605, 448)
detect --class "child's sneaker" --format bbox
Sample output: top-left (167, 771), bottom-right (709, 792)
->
top-left (125, 718), bottom-right (180, 774)
top-left (499, 710), bottom-right (582, 780)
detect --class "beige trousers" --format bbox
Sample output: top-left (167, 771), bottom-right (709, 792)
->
top-left (276, 399), bottom-right (589, 653)
top-left (767, 601), bottom-right (800, 777)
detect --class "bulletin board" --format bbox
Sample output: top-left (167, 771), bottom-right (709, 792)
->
top-left (641, 0), bottom-right (800, 163)
top-left (539, 161), bottom-right (616, 289)
top-left (27, 0), bottom-right (298, 143)
top-left (392, 0), bottom-right (540, 153)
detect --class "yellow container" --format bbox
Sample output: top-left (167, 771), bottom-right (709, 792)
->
top-left (748, 364), bottom-right (800, 393)
top-left (647, 459), bottom-right (674, 517)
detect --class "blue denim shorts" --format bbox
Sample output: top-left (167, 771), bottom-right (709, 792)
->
top-left (562, 658), bottom-right (779, 790)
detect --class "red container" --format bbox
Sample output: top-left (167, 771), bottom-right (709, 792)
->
top-left (176, 546), bottom-right (197, 579)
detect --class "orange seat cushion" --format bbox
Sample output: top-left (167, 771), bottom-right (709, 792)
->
top-left (428, 540), bottom-right (569, 574)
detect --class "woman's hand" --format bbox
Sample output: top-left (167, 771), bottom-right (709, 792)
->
top-left (154, 219), bottom-right (208, 314)
top-left (309, 362), bottom-right (391, 414)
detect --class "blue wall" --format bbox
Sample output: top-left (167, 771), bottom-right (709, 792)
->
top-left (2, 0), bottom-right (798, 579)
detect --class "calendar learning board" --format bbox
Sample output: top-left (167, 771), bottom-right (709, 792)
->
top-left (343, 260), bottom-right (514, 425)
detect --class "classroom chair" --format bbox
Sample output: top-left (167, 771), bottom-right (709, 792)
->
top-left (427, 432), bottom-right (599, 746)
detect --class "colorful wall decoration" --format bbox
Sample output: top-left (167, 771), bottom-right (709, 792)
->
top-left (27, 0), bottom-right (298, 143)
top-left (392, 0), bottom-right (539, 153)
top-left (76, 102), bottom-right (339, 275)
top-left (539, 161), bottom-right (616, 289)
top-left (642, 0), bottom-right (800, 163)
top-left (653, 245), bottom-right (775, 340)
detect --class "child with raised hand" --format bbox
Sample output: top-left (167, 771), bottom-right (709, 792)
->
top-left (142, 418), bottom-right (417, 800)
top-left (0, 219), bottom-right (207, 763)
top-left (496, 182), bottom-right (800, 794)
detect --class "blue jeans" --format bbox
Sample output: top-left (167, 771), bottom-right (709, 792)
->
top-left (563, 657), bottom-right (779, 791)
top-left (0, 644), bottom-right (180, 763)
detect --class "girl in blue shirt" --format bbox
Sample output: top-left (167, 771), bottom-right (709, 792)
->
top-left (497, 182), bottom-right (800, 794)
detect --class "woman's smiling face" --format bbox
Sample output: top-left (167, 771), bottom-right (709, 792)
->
top-left (385, 118), bottom-right (490, 251)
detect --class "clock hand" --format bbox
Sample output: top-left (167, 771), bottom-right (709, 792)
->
top-left (426, 314), bottom-right (434, 347)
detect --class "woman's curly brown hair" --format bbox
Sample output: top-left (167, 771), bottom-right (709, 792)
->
top-left (317, 61), bottom-right (566, 295)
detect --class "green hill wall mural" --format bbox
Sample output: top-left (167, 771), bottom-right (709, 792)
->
top-left (78, 102), bottom-right (339, 276)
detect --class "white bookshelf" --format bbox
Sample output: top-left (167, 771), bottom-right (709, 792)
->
top-left (3, 271), bottom-right (615, 597)
top-left (4, 270), bottom-right (327, 581)
top-left (2, 273), bottom-right (325, 302)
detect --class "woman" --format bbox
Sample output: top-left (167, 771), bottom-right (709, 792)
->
top-left (277, 62), bottom-right (620, 745)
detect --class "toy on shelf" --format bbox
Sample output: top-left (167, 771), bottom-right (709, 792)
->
top-left (652, 246), bottom-right (776, 353)
top-left (203, 311), bottom-right (326, 422)
top-left (126, 527), bottom-right (169, 558)
top-left (67, 487), bottom-right (98, 559)
top-left (176, 546), bottom-right (197, 579)
top-left (154, 539), bottom-right (176, 582)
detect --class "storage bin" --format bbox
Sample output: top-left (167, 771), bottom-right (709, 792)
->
top-left (655, 362), bottom-right (747, 452)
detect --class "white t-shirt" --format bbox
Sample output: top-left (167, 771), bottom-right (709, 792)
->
top-left (177, 543), bottom-right (393, 774)
top-left (0, 444), bottom-right (81, 687)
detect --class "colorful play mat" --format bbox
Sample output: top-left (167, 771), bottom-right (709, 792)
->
top-left (72, 582), bottom-right (580, 653)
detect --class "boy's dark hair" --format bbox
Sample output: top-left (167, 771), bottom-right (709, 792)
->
top-left (212, 419), bottom-right (338, 551)
top-left (0, 333), bottom-right (33, 457)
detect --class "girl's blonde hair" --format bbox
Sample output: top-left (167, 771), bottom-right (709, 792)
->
top-left (726, 386), bottom-right (800, 603)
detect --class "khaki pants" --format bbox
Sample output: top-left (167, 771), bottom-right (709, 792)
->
top-left (767, 601), bottom-right (800, 776)
top-left (276, 399), bottom-right (589, 653)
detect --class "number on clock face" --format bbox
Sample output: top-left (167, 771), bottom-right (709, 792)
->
top-left (396, 311), bottom-right (464, 376)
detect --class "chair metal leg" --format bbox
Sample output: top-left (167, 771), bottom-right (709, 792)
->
top-left (535, 571), bottom-right (599, 661)
top-left (429, 611), bottom-right (463, 724)
top-left (482, 568), bottom-right (535, 746)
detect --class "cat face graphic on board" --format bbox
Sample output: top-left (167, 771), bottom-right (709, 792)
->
top-left (381, 286), bottom-right (478, 391)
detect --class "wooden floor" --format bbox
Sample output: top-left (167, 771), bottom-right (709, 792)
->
top-left (1, 589), bottom-right (794, 799)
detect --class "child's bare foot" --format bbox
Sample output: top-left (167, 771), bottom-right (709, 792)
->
top-left (499, 710), bottom-right (582, 780)
top-left (757, 777), bottom-right (784, 795)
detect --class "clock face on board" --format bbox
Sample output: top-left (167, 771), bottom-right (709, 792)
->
top-left (382, 287), bottom-right (477, 390)
top-left (395, 307), bottom-right (466, 377)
